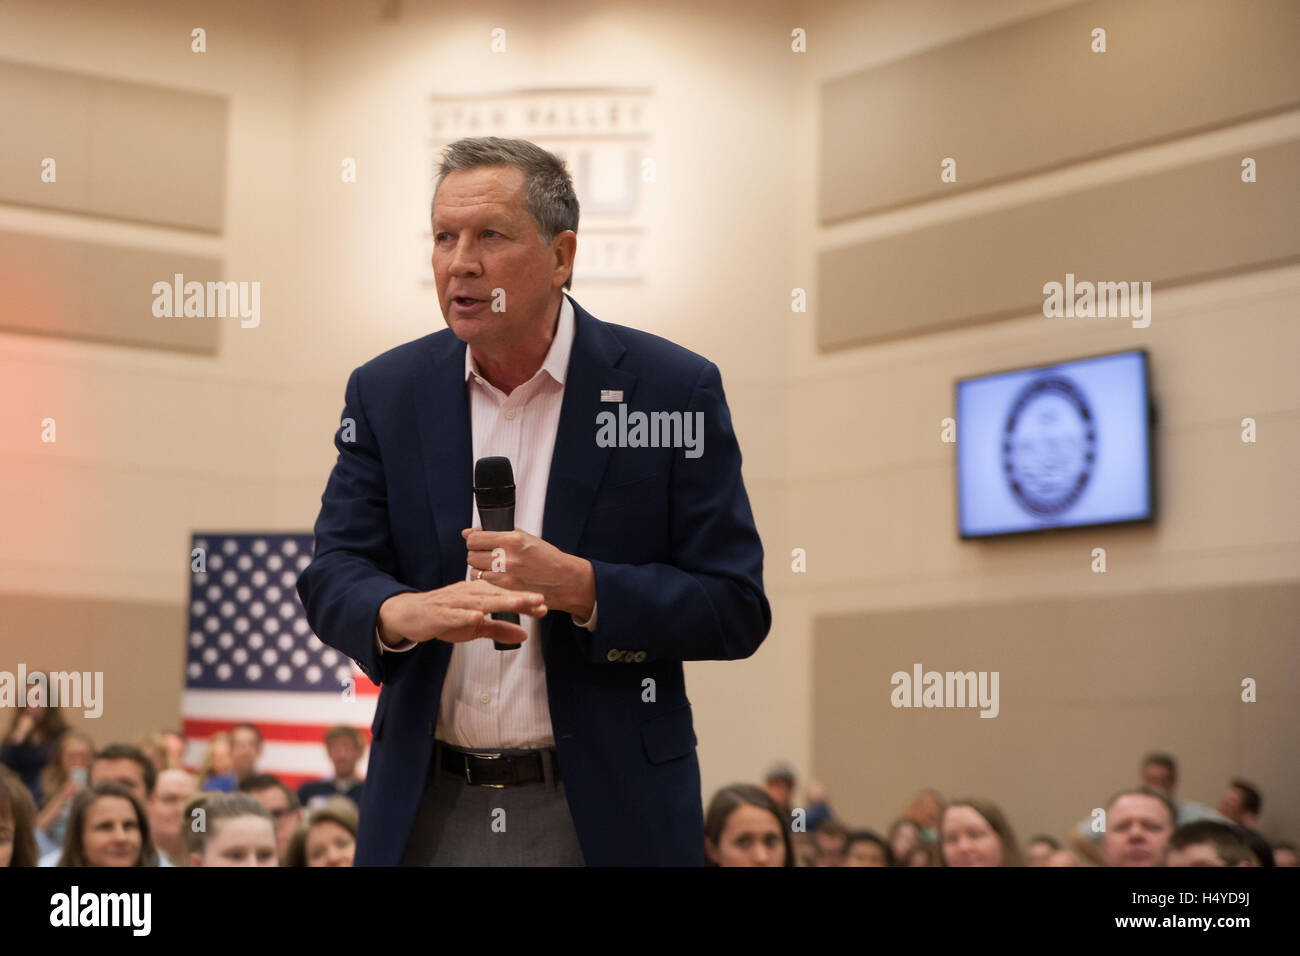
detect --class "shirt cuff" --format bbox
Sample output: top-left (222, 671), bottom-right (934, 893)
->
top-left (572, 600), bottom-right (598, 632)
top-left (375, 622), bottom-right (416, 654)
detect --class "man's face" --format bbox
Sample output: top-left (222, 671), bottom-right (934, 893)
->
top-left (90, 758), bottom-right (147, 804)
top-left (763, 778), bottom-right (792, 808)
top-left (1167, 843), bottom-right (1227, 867)
top-left (248, 786), bottom-right (299, 858)
top-left (1217, 786), bottom-right (1245, 822)
top-left (432, 166), bottom-right (571, 352)
top-left (1103, 795), bottom-right (1173, 866)
top-left (326, 737), bottom-right (360, 779)
top-left (844, 840), bottom-right (888, 867)
top-left (1026, 840), bottom-right (1057, 866)
top-left (230, 729), bottom-right (261, 777)
top-left (149, 770), bottom-right (197, 848)
top-left (1140, 763), bottom-right (1175, 796)
top-left (1273, 847), bottom-right (1299, 867)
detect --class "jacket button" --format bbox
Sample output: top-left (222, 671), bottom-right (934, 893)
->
top-left (606, 649), bottom-right (621, 662)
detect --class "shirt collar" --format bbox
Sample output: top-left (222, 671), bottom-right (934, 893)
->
top-left (465, 293), bottom-right (575, 387)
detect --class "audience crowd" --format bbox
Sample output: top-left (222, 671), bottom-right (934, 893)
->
top-left (3, 701), bottom-right (1293, 868)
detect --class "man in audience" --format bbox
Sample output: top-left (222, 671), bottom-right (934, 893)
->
top-left (240, 773), bottom-right (302, 863)
top-left (812, 818), bottom-right (848, 866)
top-left (297, 726), bottom-right (365, 810)
top-left (1167, 820), bottom-right (1256, 866)
top-left (762, 763), bottom-right (795, 829)
top-left (1272, 842), bottom-right (1298, 867)
top-left (202, 724), bottom-right (263, 792)
top-left (149, 768), bottom-right (198, 866)
top-left (1072, 753), bottom-right (1222, 864)
top-left (843, 830), bottom-right (892, 866)
top-left (1046, 849), bottom-right (1080, 866)
top-left (1026, 834), bottom-right (1060, 866)
top-left (1216, 779), bottom-right (1262, 829)
top-left (1101, 789), bottom-right (1175, 867)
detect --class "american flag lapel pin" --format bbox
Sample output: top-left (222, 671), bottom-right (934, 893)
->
top-left (600, 389), bottom-right (623, 402)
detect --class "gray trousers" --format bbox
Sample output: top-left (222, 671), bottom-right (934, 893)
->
top-left (398, 740), bottom-right (586, 866)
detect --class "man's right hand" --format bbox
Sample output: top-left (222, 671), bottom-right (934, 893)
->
top-left (377, 580), bottom-right (547, 647)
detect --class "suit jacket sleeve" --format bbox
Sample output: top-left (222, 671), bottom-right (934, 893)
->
top-left (580, 361), bottom-right (771, 663)
top-left (296, 366), bottom-right (419, 685)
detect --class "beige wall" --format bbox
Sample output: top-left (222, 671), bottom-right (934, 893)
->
top-left (1, 0), bottom-right (1296, 845)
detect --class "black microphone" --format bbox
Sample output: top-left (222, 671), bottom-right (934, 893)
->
top-left (473, 456), bottom-right (521, 651)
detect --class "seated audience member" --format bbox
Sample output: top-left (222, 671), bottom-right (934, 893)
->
top-left (149, 768), bottom-right (199, 866)
top-left (33, 731), bottom-right (93, 857)
top-left (200, 732), bottom-right (235, 791)
top-left (183, 792), bottom-right (278, 867)
top-left (58, 781), bottom-right (157, 867)
top-left (813, 818), bottom-right (848, 866)
top-left (1025, 834), bottom-right (1060, 866)
top-left (1215, 779), bottom-right (1273, 865)
top-left (790, 831), bottom-right (819, 868)
top-left (240, 773), bottom-right (302, 863)
top-left (906, 841), bottom-right (939, 866)
top-left (940, 798), bottom-right (1023, 867)
top-left (142, 730), bottom-right (186, 773)
top-left (284, 798), bottom-right (359, 867)
top-left (41, 741), bottom-right (166, 866)
top-left (1271, 842), bottom-right (1298, 868)
top-left (298, 726), bottom-right (366, 810)
top-left (888, 817), bottom-right (922, 865)
top-left (800, 779), bottom-right (834, 834)
top-left (906, 788), bottom-right (945, 843)
top-left (1101, 789), bottom-right (1175, 867)
top-left (1047, 849), bottom-right (1080, 867)
top-left (843, 830), bottom-right (893, 867)
top-left (1167, 820), bottom-right (1255, 867)
top-left (207, 723), bottom-right (263, 791)
top-left (704, 783), bottom-right (794, 867)
top-left (1072, 752), bottom-right (1222, 864)
top-left (0, 701), bottom-right (69, 806)
top-left (761, 763), bottom-right (796, 829)
top-left (0, 766), bottom-right (40, 867)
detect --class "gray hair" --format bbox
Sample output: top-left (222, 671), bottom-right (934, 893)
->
top-left (432, 137), bottom-right (580, 290)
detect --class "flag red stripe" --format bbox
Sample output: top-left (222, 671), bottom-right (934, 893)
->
top-left (183, 719), bottom-right (372, 745)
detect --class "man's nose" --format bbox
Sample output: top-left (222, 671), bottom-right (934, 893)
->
top-left (449, 239), bottom-right (481, 275)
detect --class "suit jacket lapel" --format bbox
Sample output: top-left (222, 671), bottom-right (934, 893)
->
top-left (416, 331), bottom-right (474, 590)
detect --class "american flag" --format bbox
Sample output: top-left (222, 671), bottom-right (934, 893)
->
top-left (181, 532), bottom-right (377, 790)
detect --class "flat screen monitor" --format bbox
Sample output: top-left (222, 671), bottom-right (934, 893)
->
top-left (956, 349), bottom-right (1154, 539)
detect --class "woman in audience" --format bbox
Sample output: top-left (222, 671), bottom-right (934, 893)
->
top-left (703, 783), bottom-right (794, 867)
top-left (0, 766), bottom-right (40, 866)
top-left (198, 732), bottom-right (235, 791)
top-left (33, 730), bottom-right (94, 857)
top-left (888, 817), bottom-right (922, 865)
top-left (0, 701), bottom-right (69, 806)
top-left (939, 797), bottom-right (1024, 867)
top-left (184, 792), bottom-right (278, 866)
top-left (59, 781), bottom-right (157, 867)
top-left (284, 798), bottom-right (358, 867)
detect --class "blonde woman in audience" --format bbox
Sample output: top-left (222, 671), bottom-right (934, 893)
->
top-left (284, 798), bottom-right (359, 867)
top-left (183, 792), bottom-right (278, 866)
top-left (33, 730), bottom-right (94, 857)
top-left (0, 766), bottom-right (40, 867)
top-left (58, 781), bottom-right (157, 867)
top-left (940, 797), bottom-right (1024, 867)
top-left (199, 732), bottom-right (234, 791)
top-left (703, 783), bottom-right (793, 867)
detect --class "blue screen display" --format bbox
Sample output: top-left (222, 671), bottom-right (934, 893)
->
top-left (956, 350), bottom-right (1153, 538)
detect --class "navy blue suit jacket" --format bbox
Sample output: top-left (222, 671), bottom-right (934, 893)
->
top-left (296, 294), bottom-right (771, 866)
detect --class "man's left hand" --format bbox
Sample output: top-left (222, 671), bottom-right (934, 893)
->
top-left (463, 527), bottom-right (595, 621)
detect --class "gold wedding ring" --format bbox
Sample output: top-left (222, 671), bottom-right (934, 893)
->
top-left (476, 569), bottom-right (484, 580)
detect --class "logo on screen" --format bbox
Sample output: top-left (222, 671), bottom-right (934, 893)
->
top-left (1002, 376), bottom-right (1096, 517)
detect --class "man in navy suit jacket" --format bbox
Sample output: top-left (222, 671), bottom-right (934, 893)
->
top-left (297, 137), bottom-right (770, 866)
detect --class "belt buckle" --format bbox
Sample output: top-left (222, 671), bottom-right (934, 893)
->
top-left (463, 750), bottom-right (510, 788)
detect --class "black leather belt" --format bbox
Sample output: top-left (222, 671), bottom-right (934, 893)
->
top-left (439, 744), bottom-right (560, 787)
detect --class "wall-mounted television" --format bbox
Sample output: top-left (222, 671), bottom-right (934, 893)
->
top-left (956, 349), bottom-right (1155, 539)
